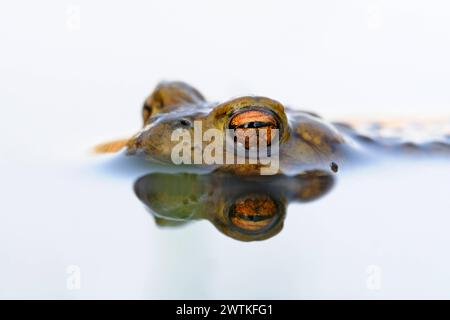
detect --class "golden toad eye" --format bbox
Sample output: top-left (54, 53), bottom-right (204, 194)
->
top-left (229, 109), bottom-right (279, 148)
top-left (228, 194), bottom-right (279, 233)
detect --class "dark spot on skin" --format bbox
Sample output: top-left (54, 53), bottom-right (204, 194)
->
top-left (355, 134), bottom-right (376, 144)
top-left (424, 141), bottom-right (450, 153)
top-left (179, 119), bottom-right (192, 127)
top-left (142, 103), bottom-right (153, 124)
top-left (143, 103), bottom-right (152, 113)
top-left (300, 111), bottom-right (322, 118)
top-left (330, 162), bottom-right (338, 173)
top-left (332, 122), bottom-right (353, 130)
top-left (400, 142), bottom-right (420, 152)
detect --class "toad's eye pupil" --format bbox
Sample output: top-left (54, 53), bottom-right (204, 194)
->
top-left (243, 121), bottom-right (270, 129)
top-left (229, 109), bottom-right (278, 130)
top-left (228, 109), bottom-right (279, 149)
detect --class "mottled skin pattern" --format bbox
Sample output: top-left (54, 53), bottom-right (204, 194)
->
top-left (97, 81), bottom-right (353, 175)
top-left (97, 81), bottom-right (450, 175)
top-left (97, 81), bottom-right (450, 241)
top-left (134, 171), bottom-right (334, 241)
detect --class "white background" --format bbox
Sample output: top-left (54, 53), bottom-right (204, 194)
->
top-left (0, 0), bottom-right (450, 299)
top-left (2, 0), bottom-right (450, 162)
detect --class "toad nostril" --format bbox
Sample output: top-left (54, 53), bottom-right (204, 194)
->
top-left (179, 119), bottom-right (192, 127)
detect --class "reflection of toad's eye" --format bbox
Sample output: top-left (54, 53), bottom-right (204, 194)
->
top-left (228, 194), bottom-right (278, 233)
top-left (229, 109), bottom-right (279, 148)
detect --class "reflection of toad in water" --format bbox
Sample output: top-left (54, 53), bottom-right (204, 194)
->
top-left (134, 171), bottom-right (335, 241)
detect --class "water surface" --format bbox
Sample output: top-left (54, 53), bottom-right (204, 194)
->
top-left (1, 146), bottom-right (449, 299)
